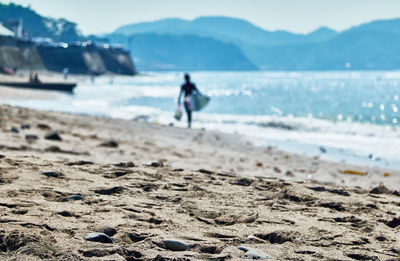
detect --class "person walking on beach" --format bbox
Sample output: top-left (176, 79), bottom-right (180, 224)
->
top-left (178, 73), bottom-right (198, 128)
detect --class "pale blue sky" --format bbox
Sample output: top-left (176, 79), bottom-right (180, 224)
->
top-left (3, 0), bottom-right (400, 35)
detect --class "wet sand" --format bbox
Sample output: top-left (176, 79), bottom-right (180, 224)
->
top-left (0, 104), bottom-right (399, 260)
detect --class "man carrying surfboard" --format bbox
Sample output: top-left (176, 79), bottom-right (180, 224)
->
top-left (178, 73), bottom-right (198, 128)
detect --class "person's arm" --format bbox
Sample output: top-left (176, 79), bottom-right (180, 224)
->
top-left (193, 84), bottom-right (201, 94)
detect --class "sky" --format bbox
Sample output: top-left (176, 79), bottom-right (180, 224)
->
top-left (2, 0), bottom-right (400, 35)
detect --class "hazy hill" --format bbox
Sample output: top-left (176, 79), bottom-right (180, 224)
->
top-left (0, 3), bottom-right (82, 42)
top-left (112, 16), bottom-right (400, 70)
top-left (109, 33), bottom-right (257, 71)
top-left (3, 2), bottom-right (400, 71)
top-left (344, 18), bottom-right (400, 34)
top-left (114, 16), bottom-right (338, 48)
top-left (258, 30), bottom-right (400, 70)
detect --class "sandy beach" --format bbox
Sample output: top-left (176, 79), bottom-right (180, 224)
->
top-left (0, 103), bottom-right (399, 260)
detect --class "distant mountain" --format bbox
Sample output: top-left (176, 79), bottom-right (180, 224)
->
top-left (112, 16), bottom-right (400, 70)
top-left (0, 3), bottom-right (82, 42)
top-left (109, 33), bottom-right (257, 71)
top-left (344, 18), bottom-right (400, 34)
top-left (258, 30), bottom-right (400, 70)
top-left (114, 16), bottom-right (338, 48)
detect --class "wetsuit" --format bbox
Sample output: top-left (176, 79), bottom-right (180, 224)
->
top-left (178, 81), bottom-right (198, 128)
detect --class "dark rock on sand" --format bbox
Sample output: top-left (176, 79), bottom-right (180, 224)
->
top-left (198, 169), bottom-right (213, 174)
top-left (37, 123), bottom-right (51, 130)
top-left (114, 161), bottom-right (135, 167)
top-left (101, 227), bottom-right (117, 237)
top-left (45, 145), bottom-right (62, 152)
top-left (369, 184), bottom-right (391, 194)
top-left (10, 127), bottom-right (19, 133)
top-left (94, 186), bottom-right (124, 195)
top-left (375, 236), bottom-right (386, 241)
top-left (44, 131), bottom-right (62, 141)
top-left (25, 134), bottom-right (39, 140)
top-left (99, 140), bottom-right (119, 148)
top-left (65, 160), bottom-right (93, 166)
top-left (231, 178), bottom-right (252, 186)
top-left (85, 233), bottom-right (115, 243)
top-left (238, 246), bottom-right (250, 252)
top-left (41, 171), bottom-right (64, 178)
top-left (347, 253), bottom-right (378, 260)
top-left (163, 239), bottom-right (188, 251)
top-left (21, 123), bottom-right (30, 129)
top-left (385, 217), bottom-right (400, 228)
top-left (57, 211), bottom-right (77, 217)
top-left (151, 161), bottom-right (164, 167)
top-left (103, 170), bottom-right (132, 178)
top-left (0, 154), bottom-right (5, 159)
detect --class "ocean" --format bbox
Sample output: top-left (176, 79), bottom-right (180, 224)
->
top-left (8, 71), bottom-right (400, 169)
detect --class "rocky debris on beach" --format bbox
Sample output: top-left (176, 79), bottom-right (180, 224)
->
top-left (99, 140), bottom-right (119, 148)
top-left (65, 160), bottom-right (93, 166)
top-left (10, 127), bottom-right (19, 133)
top-left (369, 184), bottom-right (391, 194)
top-left (41, 171), bottom-right (64, 178)
top-left (114, 161), bottom-right (135, 167)
top-left (150, 160), bottom-right (164, 167)
top-left (37, 123), bottom-right (51, 130)
top-left (20, 123), bottom-right (30, 129)
top-left (25, 134), bottom-right (38, 141)
top-left (44, 131), bottom-right (62, 141)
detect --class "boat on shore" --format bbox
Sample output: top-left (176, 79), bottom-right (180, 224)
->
top-left (0, 81), bottom-right (76, 92)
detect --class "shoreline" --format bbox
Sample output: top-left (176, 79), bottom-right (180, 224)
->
top-left (2, 71), bottom-right (399, 173)
top-left (0, 104), bottom-right (399, 260)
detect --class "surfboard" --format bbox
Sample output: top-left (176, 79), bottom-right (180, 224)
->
top-left (191, 92), bottom-right (210, 111)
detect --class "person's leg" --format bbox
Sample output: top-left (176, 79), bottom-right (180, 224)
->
top-left (187, 110), bottom-right (192, 128)
top-left (184, 100), bottom-right (192, 128)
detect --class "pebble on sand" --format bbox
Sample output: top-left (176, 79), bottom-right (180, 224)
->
top-left (44, 131), bottom-right (62, 141)
top-left (25, 134), bottom-right (39, 140)
top-left (369, 184), bottom-right (391, 194)
top-left (10, 127), bottom-right (19, 133)
top-left (21, 123), bottom-right (30, 129)
top-left (68, 195), bottom-right (83, 201)
top-left (41, 171), bottom-right (64, 178)
top-left (163, 239), bottom-right (188, 251)
top-left (85, 233), bottom-right (115, 243)
top-left (99, 140), bottom-right (119, 148)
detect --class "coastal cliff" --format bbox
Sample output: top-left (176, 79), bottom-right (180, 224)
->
top-left (0, 36), bottom-right (136, 75)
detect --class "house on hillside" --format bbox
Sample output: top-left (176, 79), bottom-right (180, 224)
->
top-left (0, 23), bottom-right (14, 37)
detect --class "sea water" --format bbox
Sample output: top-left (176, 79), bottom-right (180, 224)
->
top-left (7, 71), bottom-right (400, 169)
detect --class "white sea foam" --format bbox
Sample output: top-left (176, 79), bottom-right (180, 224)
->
top-left (5, 71), bottom-right (400, 169)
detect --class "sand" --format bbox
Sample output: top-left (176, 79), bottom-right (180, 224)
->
top-left (0, 104), bottom-right (399, 260)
